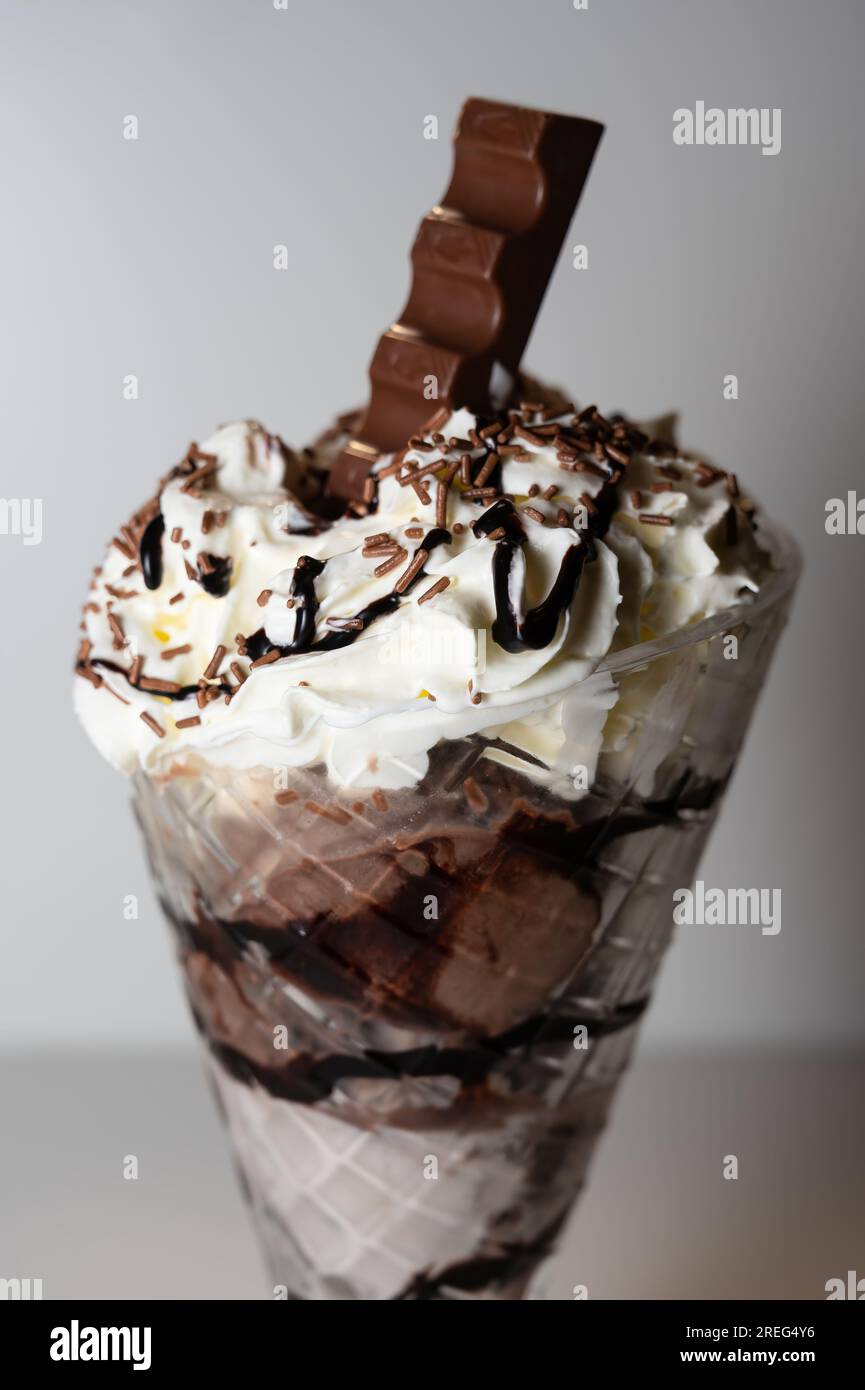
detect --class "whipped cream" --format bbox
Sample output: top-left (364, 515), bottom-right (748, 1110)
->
top-left (74, 403), bottom-right (765, 795)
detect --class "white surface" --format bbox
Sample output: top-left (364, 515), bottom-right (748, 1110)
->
top-left (1, 0), bottom-right (864, 1047)
top-left (1, 1048), bottom-right (861, 1300)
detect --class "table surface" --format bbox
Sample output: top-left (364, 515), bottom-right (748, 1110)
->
top-left (2, 1048), bottom-right (861, 1300)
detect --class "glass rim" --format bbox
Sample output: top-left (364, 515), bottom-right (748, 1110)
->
top-left (600, 518), bottom-right (801, 677)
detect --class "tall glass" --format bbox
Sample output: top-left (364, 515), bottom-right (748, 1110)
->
top-left (133, 525), bottom-right (799, 1300)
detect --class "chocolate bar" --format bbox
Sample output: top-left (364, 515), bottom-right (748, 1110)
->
top-left (328, 98), bottom-right (603, 502)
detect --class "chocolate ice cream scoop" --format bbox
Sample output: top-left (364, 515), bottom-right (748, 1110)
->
top-left (166, 755), bottom-right (601, 1036)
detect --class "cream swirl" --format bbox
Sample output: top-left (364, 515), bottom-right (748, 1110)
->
top-left (74, 403), bottom-right (766, 794)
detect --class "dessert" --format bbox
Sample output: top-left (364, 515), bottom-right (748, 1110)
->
top-left (74, 100), bottom-right (799, 1300)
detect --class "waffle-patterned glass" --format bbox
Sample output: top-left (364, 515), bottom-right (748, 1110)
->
top-left (133, 526), bottom-right (799, 1300)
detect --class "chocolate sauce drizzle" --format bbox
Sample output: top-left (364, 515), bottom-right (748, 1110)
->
top-left (198, 554), bottom-right (232, 598)
top-left (86, 656), bottom-right (231, 702)
top-left (246, 527), bottom-right (452, 663)
top-left (195, 996), bottom-right (649, 1107)
top-left (472, 492), bottom-right (615, 654)
top-left (397, 1213), bottom-right (567, 1300)
top-left (137, 511), bottom-right (232, 599)
top-left (139, 513), bottom-right (165, 591)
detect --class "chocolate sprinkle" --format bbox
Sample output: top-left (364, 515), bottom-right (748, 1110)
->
top-left (393, 549), bottom-right (429, 595)
top-left (107, 613), bottom-right (126, 650)
top-left (463, 777), bottom-right (489, 814)
top-left (203, 644), bottom-right (227, 680)
top-left (521, 506), bottom-right (546, 525)
top-left (417, 576), bottom-right (450, 605)
top-left (139, 676), bottom-right (182, 694)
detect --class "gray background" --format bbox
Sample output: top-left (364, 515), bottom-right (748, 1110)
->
top-left (4, 1052), bottom-right (862, 1299)
top-left (2, 0), bottom-right (863, 1301)
top-left (0, 2), bottom-right (862, 1034)
top-left (2, 0), bottom-right (862, 1049)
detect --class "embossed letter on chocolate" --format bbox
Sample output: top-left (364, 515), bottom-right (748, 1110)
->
top-left (328, 98), bottom-right (604, 502)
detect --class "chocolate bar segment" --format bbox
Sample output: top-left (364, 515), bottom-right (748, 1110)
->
top-left (328, 98), bottom-right (603, 502)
